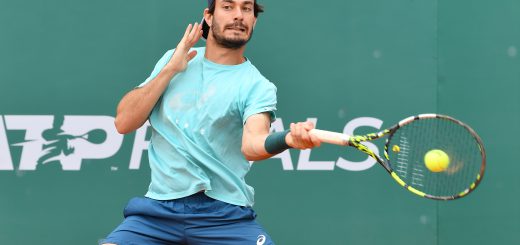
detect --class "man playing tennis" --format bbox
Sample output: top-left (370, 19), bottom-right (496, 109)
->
top-left (101, 0), bottom-right (320, 244)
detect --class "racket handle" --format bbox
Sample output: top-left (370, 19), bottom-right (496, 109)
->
top-left (309, 129), bottom-right (350, 146)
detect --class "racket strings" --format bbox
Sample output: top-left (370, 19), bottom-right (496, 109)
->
top-left (387, 118), bottom-right (484, 198)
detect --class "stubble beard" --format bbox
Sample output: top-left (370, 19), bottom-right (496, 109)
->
top-left (211, 19), bottom-right (254, 50)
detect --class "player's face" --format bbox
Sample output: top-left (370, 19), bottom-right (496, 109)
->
top-left (210, 0), bottom-right (257, 49)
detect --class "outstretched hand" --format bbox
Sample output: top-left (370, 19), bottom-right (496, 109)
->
top-left (166, 23), bottom-right (203, 73)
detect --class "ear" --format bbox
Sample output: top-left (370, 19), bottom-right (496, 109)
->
top-left (204, 8), bottom-right (213, 26)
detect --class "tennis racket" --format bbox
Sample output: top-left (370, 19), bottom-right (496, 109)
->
top-left (61, 129), bottom-right (107, 144)
top-left (309, 114), bottom-right (486, 200)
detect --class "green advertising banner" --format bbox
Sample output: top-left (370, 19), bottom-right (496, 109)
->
top-left (1, 0), bottom-right (518, 244)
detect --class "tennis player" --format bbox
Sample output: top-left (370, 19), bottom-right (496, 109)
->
top-left (101, 0), bottom-right (320, 244)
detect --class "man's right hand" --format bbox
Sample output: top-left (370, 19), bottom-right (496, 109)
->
top-left (286, 121), bottom-right (321, 150)
top-left (165, 23), bottom-right (203, 73)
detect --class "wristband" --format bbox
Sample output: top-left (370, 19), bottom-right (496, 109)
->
top-left (264, 130), bottom-right (292, 154)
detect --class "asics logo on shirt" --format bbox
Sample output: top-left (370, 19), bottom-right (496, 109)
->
top-left (257, 234), bottom-right (266, 245)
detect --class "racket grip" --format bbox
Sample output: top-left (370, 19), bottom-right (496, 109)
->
top-left (309, 129), bottom-right (350, 146)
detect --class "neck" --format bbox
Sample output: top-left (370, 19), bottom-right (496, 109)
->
top-left (204, 38), bottom-right (247, 65)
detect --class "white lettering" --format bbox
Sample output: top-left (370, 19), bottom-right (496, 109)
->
top-left (0, 115), bottom-right (386, 172)
top-left (264, 118), bottom-right (294, 170)
top-left (129, 121), bottom-right (151, 169)
top-left (0, 116), bottom-right (14, 170)
top-left (58, 116), bottom-right (124, 170)
top-left (5, 115), bottom-right (54, 170)
top-left (297, 118), bottom-right (335, 170)
top-left (5, 115), bottom-right (123, 171)
top-left (336, 117), bottom-right (383, 171)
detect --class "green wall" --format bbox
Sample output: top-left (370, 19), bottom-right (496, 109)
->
top-left (0, 0), bottom-right (518, 244)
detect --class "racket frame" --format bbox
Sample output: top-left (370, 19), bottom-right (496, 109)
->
top-left (310, 114), bottom-right (486, 200)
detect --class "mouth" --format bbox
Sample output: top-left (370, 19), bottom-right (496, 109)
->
top-left (225, 25), bottom-right (247, 32)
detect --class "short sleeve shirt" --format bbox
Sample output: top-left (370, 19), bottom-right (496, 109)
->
top-left (139, 47), bottom-right (277, 207)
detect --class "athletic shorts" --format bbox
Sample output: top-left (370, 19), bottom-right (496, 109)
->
top-left (100, 192), bottom-right (275, 245)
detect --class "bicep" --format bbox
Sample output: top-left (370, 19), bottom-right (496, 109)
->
top-left (242, 112), bottom-right (271, 146)
top-left (241, 112), bottom-right (272, 160)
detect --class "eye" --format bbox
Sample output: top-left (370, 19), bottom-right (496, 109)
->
top-left (243, 6), bottom-right (252, 12)
top-left (223, 4), bottom-right (232, 10)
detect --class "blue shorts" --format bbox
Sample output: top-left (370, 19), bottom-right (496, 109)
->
top-left (100, 193), bottom-right (275, 245)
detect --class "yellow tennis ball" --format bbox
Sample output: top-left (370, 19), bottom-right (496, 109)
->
top-left (424, 149), bottom-right (450, 172)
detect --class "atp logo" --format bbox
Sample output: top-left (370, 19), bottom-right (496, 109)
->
top-left (0, 115), bottom-right (150, 171)
top-left (0, 114), bottom-right (383, 172)
top-left (38, 116), bottom-right (107, 166)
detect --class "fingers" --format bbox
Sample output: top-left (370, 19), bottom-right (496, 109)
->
top-left (179, 23), bottom-right (203, 51)
top-left (187, 23), bottom-right (203, 45)
top-left (168, 23), bottom-right (203, 73)
top-left (186, 22), bottom-right (201, 44)
top-left (187, 22), bottom-right (198, 41)
top-left (299, 124), bottom-right (312, 148)
top-left (310, 134), bottom-right (321, 147)
top-left (289, 122), bottom-right (320, 149)
top-left (303, 121), bottom-right (315, 130)
top-left (182, 23), bottom-right (193, 41)
top-left (290, 123), bottom-right (300, 147)
top-left (187, 50), bottom-right (198, 62)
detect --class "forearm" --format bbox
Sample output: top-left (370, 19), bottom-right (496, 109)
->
top-left (114, 65), bottom-right (178, 134)
top-left (242, 133), bottom-right (271, 161)
top-left (242, 116), bottom-right (292, 161)
top-left (241, 120), bottom-right (321, 161)
top-left (241, 113), bottom-right (275, 161)
top-left (243, 130), bottom-right (293, 161)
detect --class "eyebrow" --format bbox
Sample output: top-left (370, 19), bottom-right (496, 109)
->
top-left (221, 0), bottom-right (254, 5)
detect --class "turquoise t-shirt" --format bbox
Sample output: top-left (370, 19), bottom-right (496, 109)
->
top-left (138, 47), bottom-right (277, 207)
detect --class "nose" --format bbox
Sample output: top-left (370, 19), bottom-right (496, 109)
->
top-left (231, 7), bottom-right (244, 20)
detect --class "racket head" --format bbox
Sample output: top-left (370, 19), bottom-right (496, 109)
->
top-left (383, 114), bottom-right (486, 200)
top-left (79, 129), bottom-right (107, 144)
